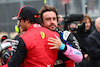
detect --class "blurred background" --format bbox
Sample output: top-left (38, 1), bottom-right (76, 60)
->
top-left (0, 0), bottom-right (99, 39)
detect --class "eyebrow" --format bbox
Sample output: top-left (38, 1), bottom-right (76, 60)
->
top-left (46, 17), bottom-right (57, 19)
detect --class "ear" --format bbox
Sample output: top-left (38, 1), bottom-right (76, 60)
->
top-left (26, 20), bottom-right (30, 23)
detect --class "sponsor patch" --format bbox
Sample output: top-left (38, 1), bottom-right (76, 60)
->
top-left (62, 31), bottom-right (71, 41)
top-left (73, 51), bottom-right (81, 55)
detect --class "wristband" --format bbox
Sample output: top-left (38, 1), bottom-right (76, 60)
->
top-left (59, 43), bottom-right (65, 50)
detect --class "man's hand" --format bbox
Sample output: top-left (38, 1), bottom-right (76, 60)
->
top-left (48, 36), bottom-right (62, 49)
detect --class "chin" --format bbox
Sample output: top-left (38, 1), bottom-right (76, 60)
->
top-left (48, 27), bottom-right (56, 31)
top-left (50, 28), bottom-right (56, 31)
top-left (22, 29), bottom-right (27, 31)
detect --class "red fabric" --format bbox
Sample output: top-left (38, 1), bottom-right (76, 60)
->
top-left (1, 37), bottom-right (6, 39)
top-left (0, 64), bottom-right (8, 67)
top-left (64, 60), bottom-right (76, 67)
top-left (1, 24), bottom-right (59, 67)
top-left (20, 24), bottom-right (59, 67)
top-left (6, 56), bottom-right (11, 64)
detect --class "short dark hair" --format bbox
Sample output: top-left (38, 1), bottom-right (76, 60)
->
top-left (39, 5), bottom-right (58, 22)
top-left (20, 17), bottom-right (41, 24)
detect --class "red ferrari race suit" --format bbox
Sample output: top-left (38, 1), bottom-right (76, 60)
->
top-left (0, 24), bottom-right (59, 67)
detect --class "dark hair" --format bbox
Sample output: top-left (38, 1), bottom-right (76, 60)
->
top-left (21, 17), bottom-right (41, 24)
top-left (80, 14), bottom-right (92, 24)
top-left (39, 5), bottom-right (58, 22)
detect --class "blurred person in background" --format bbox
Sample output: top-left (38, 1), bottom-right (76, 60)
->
top-left (58, 15), bottom-right (64, 23)
top-left (87, 17), bottom-right (100, 67)
top-left (76, 14), bottom-right (93, 67)
top-left (78, 14), bottom-right (93, 34)
top-left (68, 23), bottom-right (78, 33)
top-left (68, 23), bottom-right (78, 39)
top-left (58, 15), bottom-right (64, 30)
top-left (78, 14), bottom-right (93, 59)
top-left (0, 20), bottom-right (26, 66)
top-left (0, 35), bottom-right (8, 66)
top-left (39, 5), bottom-right (83, 67)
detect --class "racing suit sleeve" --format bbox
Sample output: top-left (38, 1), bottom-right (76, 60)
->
top-left (62, 31), bottom-right (81, 51)
top-left (63, 45), bottom-right (83, 63)
top-left (0, 64), bottom-right (8, 67)
top-left (0, 37), bottom-right (27, 67)
top-left (62, 31), bottom-right (83, 63)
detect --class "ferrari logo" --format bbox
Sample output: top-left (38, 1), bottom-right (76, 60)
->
top-left (40, 32), bottom-right (45, 39)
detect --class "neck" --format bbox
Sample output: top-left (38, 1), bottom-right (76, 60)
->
top-left (27, 23), bottom-right (33, 29)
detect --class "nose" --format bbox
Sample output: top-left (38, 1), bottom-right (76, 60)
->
top-left (50, 18), bottom-right (54, 24)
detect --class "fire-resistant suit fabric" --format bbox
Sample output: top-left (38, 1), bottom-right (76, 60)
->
top-left (1, 24), bottom-right (59, 67)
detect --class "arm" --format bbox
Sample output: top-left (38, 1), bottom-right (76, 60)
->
top-left (0, 65), bottom-right (8, 67)
top-left (0, 39), bottom-right (18, 55)
top-left (8, 37), bottom-right (27, 67)
top-left (0, 37), bottom-right (27, 67)
top-left (62, 31), bottom-right (81, 51)
top-left (48, 37), bottom-right (83, 63)
top-left (63, 45), bottom-right (83, 63)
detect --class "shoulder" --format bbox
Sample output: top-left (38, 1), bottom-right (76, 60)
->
top-left (62, 30), bottom-right (71, 36)
top-left (62, 30), bottom-right (71, 40)
top-left (88, 30), bottom-right (98, 43)
top-left (21, 27), bottom-right (59, 39)
top-left (88, 30), bottom-right (96, 38)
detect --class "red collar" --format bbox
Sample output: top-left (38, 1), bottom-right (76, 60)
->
top-left (27, 24), bottom-right (42, 30)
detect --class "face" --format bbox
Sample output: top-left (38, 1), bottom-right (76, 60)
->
top-left (58, 16), bottom-right (63, 23)
top-left (95, 20), bottom-right (100, 33)
top-left (85, 19), bottom-right (91, 30)
top-left (42, 11), bottom-right (58, 31)
top-left (19, 25), bottom-right (26, 34)
top-left (19, 19), bottom-right (28, 31)
top-left (70, 24), bottom-right (77, 28)
top-left (96, 24), bottom-right (100, 32)
top-left (68, 24), bottom-right (78, 33)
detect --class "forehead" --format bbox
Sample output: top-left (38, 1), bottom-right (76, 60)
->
top-left (70, 24), bottom-right (76, 26)
top-left (42, 11), bottom-right (57, 18)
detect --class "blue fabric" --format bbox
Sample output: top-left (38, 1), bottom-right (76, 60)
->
top-left (62, 31), bottom-right (72, 47)
top-left (59, 43), bottom-right (65, 50)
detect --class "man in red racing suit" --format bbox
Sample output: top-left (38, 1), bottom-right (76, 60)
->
top-left (0, 6), bottom-right (60, 67)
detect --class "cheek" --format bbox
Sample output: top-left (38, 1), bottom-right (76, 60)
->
top-left (55, 21), bottom-right (58, 26)
top-left (21, 23), bottom-right (24, 27)
top-left (43, 22), bottom-right (49, 27)
top-left (85, 23), bottom-right (91, 27)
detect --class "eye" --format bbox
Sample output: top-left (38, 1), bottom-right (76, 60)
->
top-left (53, 17), bottom-right (57, 21)
top-left (46, 18), bottom-right (51, 21)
